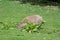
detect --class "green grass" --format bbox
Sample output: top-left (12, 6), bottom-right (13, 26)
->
top-left (0, 0), bottom-right (60, 40)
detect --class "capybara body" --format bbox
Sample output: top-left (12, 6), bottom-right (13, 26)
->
top-left (18, 15), bottom-right (43, 28)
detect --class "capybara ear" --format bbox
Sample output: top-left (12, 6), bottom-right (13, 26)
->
top-left (18, 15), bottom-right (43, 28)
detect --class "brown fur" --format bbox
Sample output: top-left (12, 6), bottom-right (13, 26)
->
top-left (18, 15), bottom-right (43, 28)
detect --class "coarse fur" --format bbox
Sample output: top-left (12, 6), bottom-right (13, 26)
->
top-left (18, 15), bottom-right (43, 28)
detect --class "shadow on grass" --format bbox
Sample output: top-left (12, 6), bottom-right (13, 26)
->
top-left (9, 0), bottom-right (60, 8)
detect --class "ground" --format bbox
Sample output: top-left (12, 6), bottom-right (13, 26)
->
top-left (0, 0), bottom-right (60, 40)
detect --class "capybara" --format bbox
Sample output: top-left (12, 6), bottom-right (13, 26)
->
top-left (18, 15), bottom-right (43, 28)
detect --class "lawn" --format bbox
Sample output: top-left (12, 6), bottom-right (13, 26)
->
top-left (0, 0), bottom-right (60, 40)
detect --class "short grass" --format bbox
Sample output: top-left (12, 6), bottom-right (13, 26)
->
top-left (0, 0), bottom-right (60, 40)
